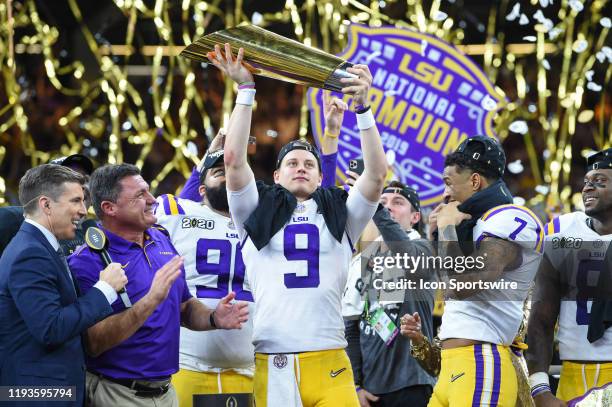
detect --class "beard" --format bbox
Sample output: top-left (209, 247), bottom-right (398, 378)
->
top-left (206, 182), bottom-right (229, 213)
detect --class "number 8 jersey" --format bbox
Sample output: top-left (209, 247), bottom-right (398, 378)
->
top-left (228, 180), bottom-right (378, 354)
top-left (154, 194), bottom-right (255, 375)
top-left (544, 211), bottom-right (612, 361)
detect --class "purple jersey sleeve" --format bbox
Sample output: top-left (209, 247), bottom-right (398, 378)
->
top-left (321, 152), bottom-right (338, 188)
top-left (178, 166), bottom-right (201, 202)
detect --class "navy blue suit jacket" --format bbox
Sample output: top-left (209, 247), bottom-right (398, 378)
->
top-left (0, 222), bottom-right (113, 406)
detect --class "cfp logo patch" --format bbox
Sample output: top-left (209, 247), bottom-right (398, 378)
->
top-left (181, 217), bottom-right (215, 230)
top-left (273, 354), bottom-right (288, 369)
top-left (551, 237), bottom-right (583, 249)
top-left (225, 396), bottom-right (238, 407)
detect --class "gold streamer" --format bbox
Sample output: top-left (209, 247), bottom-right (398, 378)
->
top-left (0, 0), bottom-right (609, 209)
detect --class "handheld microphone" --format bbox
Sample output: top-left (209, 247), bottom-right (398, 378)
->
top-left (84, 223), bottom-right (132, 308)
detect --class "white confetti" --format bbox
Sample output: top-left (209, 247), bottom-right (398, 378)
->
top-left (519, 14), bottom-right (529, 25)
top-left (595, 51), bottom-right (605, 63)
top-left (509, 120), bottom-right (528, 134)
top-left (541, 18), bottom-right (554, 32)
top-left (433, 11), bottom-right (448, 22)
top-left (535, 185), bottom-right (550, 195)
top-left (533, 10), bottom-right (545, 22)
top-left (508, 160), bottom-right (524, 174)
top-left (572, 39), bottom-right (588, 53)
top-left (186, 141), bottom-right (198, 157)
top-left (539, 0), bottom-right (552, 7)
top-left (585, 70), bottom-right (594, 81)
top-left (548, 27), bottom-right (563, 40)
top-left (506, 3), bottom-right (520, 21)
top-left (568, 0), bottom-right (584, 12)
top-left (601, 17), bottom-right (612, 28)
top-left (586, 82), bottom-right (602, 92)
top-left (251, 11), bottom-right (263, 26)
top-left (513, 196), bottom-right (526, 206)
top-left (542, 59), bottom-right (551, 70)
top-left (603, 46), bottom-right (612, 62)
top-left (523, 36), bottom-right (537, 42)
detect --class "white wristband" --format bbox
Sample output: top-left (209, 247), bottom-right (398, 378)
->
top-left (528, 372), bottom-right (550, 389)
top-left (236, 88), bottom-right (256, 106)
top-left (356, 109), bottom-right (376, 130)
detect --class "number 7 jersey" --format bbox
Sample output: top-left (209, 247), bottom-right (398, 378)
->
top-left (154, 194), bottom-right (255, 374)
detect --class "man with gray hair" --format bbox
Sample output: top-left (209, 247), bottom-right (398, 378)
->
top-left (0, 164), bottom-right (127, 407)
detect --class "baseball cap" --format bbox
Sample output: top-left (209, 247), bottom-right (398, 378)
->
top-left (453, 135), bottom-right (505, 177)
top-left (49, 154), bottom-right (94, 175)
top-left (382, 183), bottom-right (421, 212)
top-left (276, 140), bottom-right (321, 170)
top-left (586, 148), bottom-right (612, 171)
top-left (199, 149), bottom-right (224, 183)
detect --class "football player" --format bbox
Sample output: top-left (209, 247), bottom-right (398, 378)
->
top-left (207, 43), bottom-right (387, 406)
top-left (404, 136), bottom-right (544, 407)
top-left (155, 145), bottom-right (255, 405)
top-left (526, 148), bottom-right (612, 406)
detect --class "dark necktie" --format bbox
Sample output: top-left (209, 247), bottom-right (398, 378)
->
top-left (57, 246), bottom-right (80, 296)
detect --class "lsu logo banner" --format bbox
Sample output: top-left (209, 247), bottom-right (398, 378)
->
top-left (308, 25), bottom-right (506, 207)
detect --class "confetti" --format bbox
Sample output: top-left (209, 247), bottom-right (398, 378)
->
top-left (586, 82), bottom-right (602, 91)
top-left (509, 120), bottom-right (528, 134)
top-left (506, 3), bottom-right (520, 21)
top-left (572, 39), bottom-right (588, 53)
top-left (508, 160), bottom-right (525, 174)
top-left (568, 0), bottom-right (584, 12)
top-left (519, 14), bottom-right (529, 25)
top-left (433, 11), bottom-right (448, 22)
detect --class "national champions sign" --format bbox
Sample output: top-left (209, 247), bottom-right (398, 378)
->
top-left (308, 24), bottom-right (506, 207)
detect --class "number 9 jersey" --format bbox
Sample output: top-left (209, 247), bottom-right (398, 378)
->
top-left (544, 211), bottom-right (612, 361)
top-left (154, 194), bottom-right (255, 375)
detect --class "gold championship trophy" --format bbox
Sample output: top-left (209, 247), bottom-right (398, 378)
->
top-left (180, 24), bottom-right (355, 91)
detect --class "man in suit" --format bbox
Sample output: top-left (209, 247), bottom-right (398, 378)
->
top-left (0, 154), bottom-right (96, 258)
top-left (0, 164), bottom-right (128, 406)
top-left (0, 206), bottom-right (24, 257)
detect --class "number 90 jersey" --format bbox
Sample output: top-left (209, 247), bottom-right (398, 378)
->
top-left (544, 211), bottom-right (612, 361)
top-left (439, 204), bottom-right (544, 345)
top-left (154, 194), bottom-right (255, 375)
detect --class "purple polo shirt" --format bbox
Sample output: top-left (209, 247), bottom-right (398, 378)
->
top-left (68, 225), bottom-right (192, 380)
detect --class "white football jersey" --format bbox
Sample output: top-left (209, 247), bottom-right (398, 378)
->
top-left (439, 204), bottom-right (543, 345)
top-left (228, 180), bottom-right (377, 354)
top-left (544, 211), bottom-right (612, 361)
top-left (154, 194), bottom-right (255, 374)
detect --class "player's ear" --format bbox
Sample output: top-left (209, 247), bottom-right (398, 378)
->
top-left (411, 211), bottom-right (421, 226)
top-left (273, 169), bottom-right (280, 184)
top-left (471, 172), bottom-right (482, 191)
top-left (198, 184), bottom-right (206, 199)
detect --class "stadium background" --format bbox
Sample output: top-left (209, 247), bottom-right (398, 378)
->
top-left (0, 0), bottom-right (609, 216)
